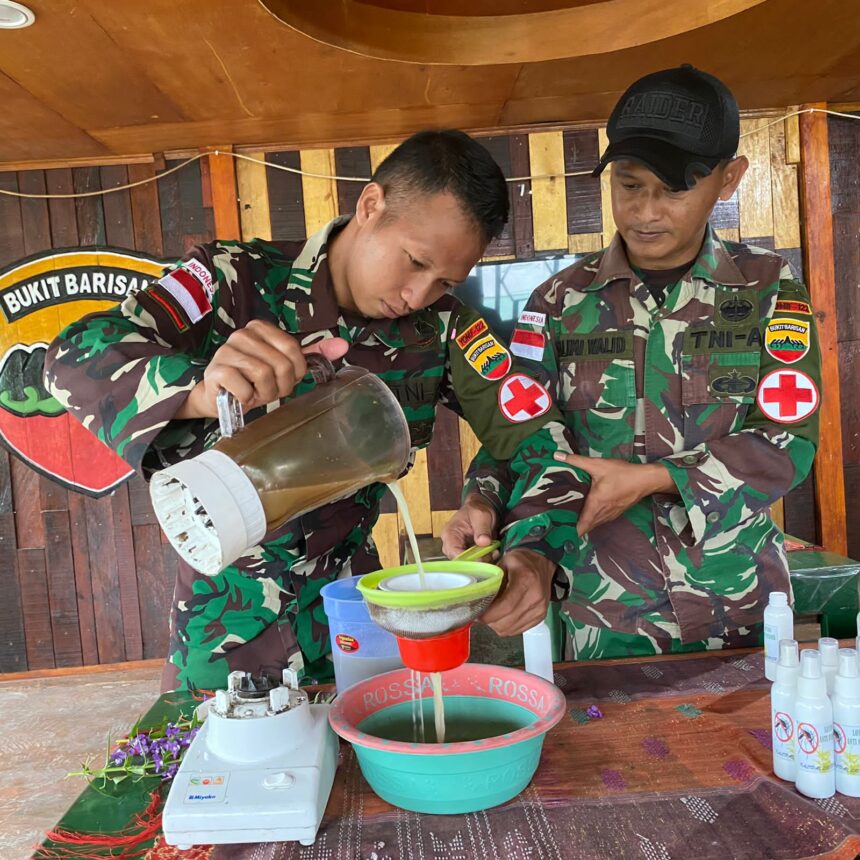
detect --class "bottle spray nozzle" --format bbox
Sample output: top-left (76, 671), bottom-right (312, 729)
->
top-left (775, 639), bottom-right (801, 687)
top-left (801, 648), bottom-right (823, 678)
top-left (778, 639), bottom-right (799, 667)
top-left (838, 648), bottom-right (859, 678)
top-left (820, 637), bottom-right (840, 666)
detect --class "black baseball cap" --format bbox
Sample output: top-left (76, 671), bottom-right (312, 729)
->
top-left (593, 65), bottom-right (740, 191)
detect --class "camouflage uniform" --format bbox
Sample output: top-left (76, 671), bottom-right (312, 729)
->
top-left (466, 226), bottom-right (821, 659)
top-left (45, 217), bottom-right (570, 689)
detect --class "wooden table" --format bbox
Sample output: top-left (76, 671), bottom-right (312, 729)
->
top-left (34, 648), bottom-right (860, 860)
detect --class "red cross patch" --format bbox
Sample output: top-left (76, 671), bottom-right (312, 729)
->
top-left (498, 374), bottom-right (551, 423)
top-left (756, 369), bottom-right (819, 423)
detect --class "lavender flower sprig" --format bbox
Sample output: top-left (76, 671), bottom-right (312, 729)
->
top-left (68, 713), bottom-right (202, 785)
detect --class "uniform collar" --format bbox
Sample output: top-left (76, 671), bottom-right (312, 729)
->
top-left (689, 225), bottom-right (749, 288)
top-left (587, 224), bottom-right (750, 292)
top-left (291, 216), bottom-right (349, 333)
top-left (289, 216), bottom-right (441, 347)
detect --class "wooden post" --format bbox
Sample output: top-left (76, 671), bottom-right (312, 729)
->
top-left (205, 146), bottom-right (241, 240)
top-left (798, 103), bottom-right (848, 555)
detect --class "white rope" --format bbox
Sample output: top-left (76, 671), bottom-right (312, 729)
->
top-left (0, 108), bottom-right (856, 200)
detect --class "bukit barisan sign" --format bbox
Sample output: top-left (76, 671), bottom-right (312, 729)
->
top-left (0, 248), bottom-right (165, 497)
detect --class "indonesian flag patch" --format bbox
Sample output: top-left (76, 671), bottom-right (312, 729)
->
top-left (498, 373), bottom-right (551, 423)
top-left (756, 368), bottom-right (819, 423)
top-left (510, 327), bottom-right (545, 361)
top-left (154, 261), bottom-right (214, 326)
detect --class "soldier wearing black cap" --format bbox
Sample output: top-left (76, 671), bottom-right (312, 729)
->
top-left (446, 66), bottom-right (823, 659)
top-left (595, 64), bottom-right (740, 192)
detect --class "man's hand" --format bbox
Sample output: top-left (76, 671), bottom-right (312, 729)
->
top-left (175, 320), bottom-right (349, 418)
top-left (553, 451), bottom-right (677, 537)
top-left (480, 549), bottom-right (556, 637)
top-left (441, 493), bottom-right (499, 559)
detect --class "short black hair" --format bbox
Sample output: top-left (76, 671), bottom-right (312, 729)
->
top-left (371, 129), bottom-right (509, 244)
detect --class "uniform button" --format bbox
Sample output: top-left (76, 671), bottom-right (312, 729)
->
top-left (707, 511), bottom-right (720, 524)
top-left (563, 540), bottom-right (578, 554)
top-left (682, 454), bottom-right (699, 466)
top-left (529, 525), bottom-right (547, 537)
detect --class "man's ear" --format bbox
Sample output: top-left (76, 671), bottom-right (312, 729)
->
top-left (718, 156), bottom-right (749, 201)
top-left (354, 182), bottom-right (386, 226)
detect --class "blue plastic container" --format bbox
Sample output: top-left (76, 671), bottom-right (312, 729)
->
top-left (321, 575), bottom-right (404, 692)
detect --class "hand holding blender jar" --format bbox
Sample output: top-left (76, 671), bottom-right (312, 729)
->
top-left (150, 353), bottom-right (411, 575)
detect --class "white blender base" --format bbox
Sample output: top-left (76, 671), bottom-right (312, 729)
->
top-left (162, 703), bottom-right (338, 848)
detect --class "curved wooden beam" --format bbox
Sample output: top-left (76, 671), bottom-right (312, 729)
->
top-left (260, 0), bottom-right (769, 65)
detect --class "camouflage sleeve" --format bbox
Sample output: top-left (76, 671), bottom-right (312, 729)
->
top-left (460, 445), bottom-right (512, 512)
top-left (44, 245), bottom-right (229, 476)
top-left (495, 291), bottom-right (587, 569)
top-left (462, 432), bottom-right (581, 603)
top-left (661, 278), bottom-right (820, 543)
top-left (440, 303), bottom-right (565, 460)
top-left (459, 291), bottom-right (588, 574)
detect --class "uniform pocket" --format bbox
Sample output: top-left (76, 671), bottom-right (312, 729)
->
top-left (681, 350), bottom-right (760, 446)
top-left (560, 354), bottom-right (636, 459)
top-left (681, 350), bottom-right (760, 405)
top-left (557, 329), bottom-right (637, 410)
top-left (561, 356), bottom-right (637, 410)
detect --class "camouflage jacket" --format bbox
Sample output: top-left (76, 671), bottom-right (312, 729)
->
top-left (44, 217), bottom-right (570, 678)
top-left (466, 226), bottom-right (821, 643)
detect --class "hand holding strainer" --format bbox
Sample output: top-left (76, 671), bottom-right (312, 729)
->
top-left (357, 542), bottom-right (502, 672)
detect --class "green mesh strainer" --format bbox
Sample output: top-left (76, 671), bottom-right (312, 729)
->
top-left (357, 543), bottom-right (502, 640)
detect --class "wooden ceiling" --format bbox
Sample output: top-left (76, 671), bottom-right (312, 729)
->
top-left (0, 0), bottom-right (857, 166)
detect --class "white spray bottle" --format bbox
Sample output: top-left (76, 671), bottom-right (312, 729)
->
top-left (819, 637), bottom-right (839, 696)
top-left (523, 622), bottom-right (554, 682)
top-left (794, 649), bottom-right (835, 798)
top-left (771, 639), bottom-right (800, 781)
top-left (763, 591), bottom-right (793, 681)
top-left (833, 648), bottom-right (860, 797)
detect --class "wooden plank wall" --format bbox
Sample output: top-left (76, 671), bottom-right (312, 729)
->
top-left (829, 111), bottom-right (860, 561)
top-left (799, 107), bottom-right (848, 555)
top-left (0, 157), bottom-right (214, 672)
top-left (0, 113), bottom-right (823, 671)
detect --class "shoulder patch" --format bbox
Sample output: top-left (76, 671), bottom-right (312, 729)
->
top-left (498, 374), bottom-right (551, 423)
top-left (145, 288), bottom-right (190, 332)
top-left (518, 310), bottom-right (546, 327)
top-left (774, 299), bottom-right (812, 316)
top-left (510, 327), bottom-right (545, 361)
top-left (765, 318), bottom-right (810, 365)
top-left (756, 368), bottom-right (819, 423)
top-left (455, 318), bottom-right (488, 349)
top-left (464, 334), bottom-right (511, 380)
top-left (181, 259), bottom-right (215, 298)
top-left (154, 263), bottom-right (213, 327)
